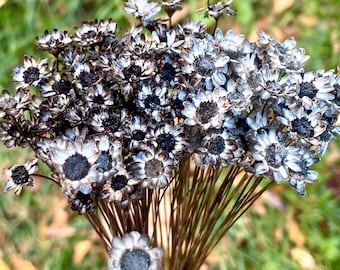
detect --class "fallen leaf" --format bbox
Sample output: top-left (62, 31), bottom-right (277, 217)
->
top-left (272, 0), bottom-right (295, 14)
top-left (0, 259), bottom-right (11, 270)
top-left (290, 247), bottom-right (317, 270)
top-left (287, 216), bottom-right (305, 246)
top-left (274, 227), bottom-right (283, 243)
top-left (73, 240), bottom-right (93, 265)
top-left (252, 199), bottom-right (267, 216)
top-left (10, 254), bottom-right (36, 270)
top-left (298, 15), bottom-right (318, 27)
top-left (39, 223), bottom-right (76, 238)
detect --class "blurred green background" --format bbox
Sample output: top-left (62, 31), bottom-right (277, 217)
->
top-left (0, 0), bottom-right (339, 269)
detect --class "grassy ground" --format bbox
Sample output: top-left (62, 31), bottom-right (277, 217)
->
top-left (0, 0), bottom-right (339, 269)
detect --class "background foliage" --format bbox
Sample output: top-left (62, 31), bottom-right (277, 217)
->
top-left (0, 0), bottom-right (339, 269)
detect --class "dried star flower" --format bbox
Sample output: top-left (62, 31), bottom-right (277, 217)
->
top-left (161, 0), bottom-right (184, 21)
top-left (13, 56), bottom-right (50, 88)
top-left (129, 147), bottom-right (175, 188)
top-left (36, 29), bottom-right (72, 55)
top-left (0, 88), bottom-right (30, 117)
top-left (37, 129), bottom-right (100, 194)
top-left (205, 1), bottom-right (236, 20)
top-left (3, 158), bottom-right (38, 195)
top-left (73, 20), bottom-right (104, 46)
top-left (107, 231), bottom-right (163, 270)
top-left (182, 88), bottom-right (229, 130)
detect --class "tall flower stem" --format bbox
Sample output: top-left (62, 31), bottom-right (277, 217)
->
top-left (157, 156), bottom-right (272, 269)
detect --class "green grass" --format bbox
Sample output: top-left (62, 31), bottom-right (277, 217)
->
top-left (0, 0), bottom-right (340, 269)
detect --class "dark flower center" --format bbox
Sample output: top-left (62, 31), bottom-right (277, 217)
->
top-left (145, 159), bottom-right (164, 178)
top-left (91, 94), bottom-right (105, 104)
top-left (70, 191), bottom-right (95, 213)
top-left (320, 132), bottom-right (331, 142)
top-left (79, 71), bottom-right (95, 87)
top-left (132, 130), bottom-right (146, 141)
top-left (12, 166), bottom-right (30, 184)
top-left (52, 79), bottom-right (72, 95)
top-left (298, 82), bottom-right (318, 99)
top-left (194, 56), bottom-right (214, 76)
top-left (291, 117), bottom-right (314, 137)
top-left (207, 136), bottom-right (225, 155)
top-left (172, 98), bottom-right (184, 114)
top-left (63, 153), bottom-right (91, 181)
top-left (226, 50), bottom-right (244, 60)
top-left (111, 174), bottom-right (128, 190)
top-left (321, 112), bottom-right (337, 126)
top-left (96, 151), bottom-right (112, 172)
top-left (157, 133), bottom-right (176, 153)
top-left (123, 64), bottom-right (142, 79)
top-left (75, 191), bottom-right (92, 203)
top-left (120, 248), bottom-right (151, 270)
top-left (161, 63), bottom-right (176, 81)
top-left (196, 101), bottom-right (218, 124)
top-left (297, 160), bottom-right (309, 177)
top-left (265, 143), bottom-right (286, 168)
top-left (333, 84), bottom-right (340, 106)
top-left (83, 30), bottom-right (97, 40)
top-left (144, 95), bottom-right (160, 108)
top-left (23, 67), bottom-right (40, 84)
top-left (103, 115), bottom-right (121, 133)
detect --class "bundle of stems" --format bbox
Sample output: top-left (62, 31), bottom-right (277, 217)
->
top-left (86, 154), bottom-right (271, 269)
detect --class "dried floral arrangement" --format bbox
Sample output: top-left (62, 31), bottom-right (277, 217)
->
top-left (1, 0), bottom-right (340, 269)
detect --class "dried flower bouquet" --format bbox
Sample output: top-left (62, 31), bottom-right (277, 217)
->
top-left (1, 0), bottom-right (340, 269)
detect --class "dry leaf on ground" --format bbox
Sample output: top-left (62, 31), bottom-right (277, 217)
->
top-left (73, 240), bottom-right (93, 265)
top-left (290, 247), bottom-right (317, 270)
top-left (10, 254), bottom-right (36, 270)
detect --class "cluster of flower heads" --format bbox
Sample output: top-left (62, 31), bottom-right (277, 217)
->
top-left (1, 0), bottom-right (340, 217)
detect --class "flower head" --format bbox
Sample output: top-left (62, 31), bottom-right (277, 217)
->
top-left (13, 56), bottom-right (50, 88)
top-left (107, 231), bottom-right (163, 270)
top-left (3, 158), bottom-right (38, 195)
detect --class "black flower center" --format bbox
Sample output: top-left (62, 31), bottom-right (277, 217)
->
top-left (291, 117), bottom-right (314, 137)
top-left (79, 71), bottom-right (95, 87)
top-left (132, 130), bottom-right (146, 141)
top-left (83, 30), bottom-right (97, 40)
top-left (144, 95), bottom-right (160, 108)
top-left (52, 79), bottom-right (72, 95)
top-left (103, 115), bottom-right (121, 133)
top-left (123, 64), bottom-right (142, 79)
top-left (161, 63), bottom-right (176, 81)
top-left (208, 136), bottom-right (225, 155)
top-left (298, 82), bottom-right (318, 99)
top-left (63, 153), bottom-right (91, 181)
top-left (111, 174), bottom-right (128, 190)
top-left (197, 101), bottom-right (218, 124)
top-left (172, 98), bottom-right (184, 114)
top-left (297, 160), bottom-right (309, 177)
top-left (92, 94), bottom-right (105, 104)
top-left (157, 133), bottom-right (176, 153)
top-left (194, 56), bottom-right (214, 76)
top-left (265, 143), bottom-right (286, 168)
top-left (12, 166), bottom-right (30, 184)
top-left (23, 67), bottom-right (40, 84)
top-left (120, 248), bottom-right (151, 270)
top-left (70, 191), bottom-right (95, 213)
top-left (226, 50), bottom-right (244, 60)
top-left (96, 151), bottom-right (112, 172)
top-left (333, 84), bottom-right (340, 106)
top-left (145, 159), bottom-right (164, 178)
top-left (320, 132), bottom-right (331, 142)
